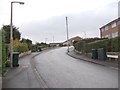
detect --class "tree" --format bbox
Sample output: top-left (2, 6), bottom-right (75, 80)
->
top-left (21, 38), bottom-right (32, 50)
top-left (2, 25), bottom-right (21, 43)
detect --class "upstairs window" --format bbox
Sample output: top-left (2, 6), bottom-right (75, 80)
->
top-left (111, 22), bottom-right (117, 28)
top-left (101, 28), bottom-right (104, 32)
top-left (105, 26), bottom-right (109, 31)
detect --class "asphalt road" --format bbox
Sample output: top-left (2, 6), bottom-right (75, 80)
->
top-left (33, 47), bottom-right (118, 88)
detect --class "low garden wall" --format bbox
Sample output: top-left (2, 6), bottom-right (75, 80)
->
top-left (19, 50), bottom-right (31, 58)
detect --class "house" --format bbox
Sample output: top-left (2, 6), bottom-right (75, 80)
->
top-left (63, 36), bottom-right (82, 46)
top-left (49, 43), bottom-right (62, 47)
top-left (100, 18), bottom-right (120, 39)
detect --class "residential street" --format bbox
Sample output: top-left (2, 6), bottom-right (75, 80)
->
top-left (33, 47), bottom-right (118, 88)
top-left (3, 47), bottom-right (118, 88)
top-left (1, 0), bottom-right (120, 89)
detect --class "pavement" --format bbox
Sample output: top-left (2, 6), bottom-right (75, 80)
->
top-left (2, 52), bottom-right (44, 88)
top-left (67, 47), bottom-right (119, 70)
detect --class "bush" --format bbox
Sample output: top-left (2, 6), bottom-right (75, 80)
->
top-left (5, 60), bottom-right (10, 67)
top-left (13, 43), bottom-right (29, 53)
top-left (85, 39), bottom-right (108, 53)
top-left (74, 41), bottom-right (84, 52)
top-left (74, 37), bottom-right (119, 53)
top-left (1, 30), bottom-right (7, 75)
top-left (111, 37), bottom-right (119, 52)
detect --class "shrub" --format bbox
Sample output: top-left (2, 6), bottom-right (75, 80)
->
top-left (13, 43), bottom-right (29, 53)
top-left (85, 39), bottom-right (108, 53)
top-left (1, 30), bottom-right (7, 75)
top-left (111, 37), bottom-right (119, 52)
top-left (74, 37), bottom-right (119, 53)
top-left (74, 41), bottom-right (84, 52)
top-left (5, 60), bottom-right (10, 67)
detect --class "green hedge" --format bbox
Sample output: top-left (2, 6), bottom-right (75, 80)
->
top-left (74, 37), bottom-right (119, 53)
top-left (0, 30), bottom-right (2, 75)
top-left (13, 43), bottom-right (29, 53)
top-left (111, 37), bottom-right (119, 52)
top-left (85, 39), bottom-right (109, 53)
top-left (74, 41), bottom-right (85, 52)
top-left (1, 30), bottom-right (7, 75)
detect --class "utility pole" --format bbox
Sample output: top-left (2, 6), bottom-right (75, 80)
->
top-left (82, 31), bottom-right (86, 54)
top-left (66, 16), bottom-right (69, 52)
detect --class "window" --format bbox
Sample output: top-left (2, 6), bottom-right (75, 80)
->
top-left (104, 34), bottom-right (110, 39)
top-left (111, 22), bottom-right (116, 28)
top-left (101, 28), bottom-right (104, 32)
top-left (112, 32), bottom-right (118, 38)
top-left (105, 26), bottom-right (109, 31)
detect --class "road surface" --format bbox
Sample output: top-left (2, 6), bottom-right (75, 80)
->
top-left (3, 47), bottom-right (118, 88)
top-left (33, 47), bottom-right (118, 88)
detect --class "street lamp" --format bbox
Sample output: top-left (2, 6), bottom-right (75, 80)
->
top-left (10, 1), bottom-right (24, 68)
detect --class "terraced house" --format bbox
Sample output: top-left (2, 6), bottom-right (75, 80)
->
top-left (100, 18), bottom-right (120, 39)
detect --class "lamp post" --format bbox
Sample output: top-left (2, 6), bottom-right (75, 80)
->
top-left (65, 16), bottom-right (69, 52)
top-left (10, 1), bottom-right (24, 68)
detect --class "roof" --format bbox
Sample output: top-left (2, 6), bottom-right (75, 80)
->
top-left (63, 36), bottom-right (81, 43)
top-left (49, 43), bottom-right (62, 44)
top-left (100, 18), bottom-right (120, 29)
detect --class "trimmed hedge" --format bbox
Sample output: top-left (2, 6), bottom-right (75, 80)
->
top-left (111, 37), bottom-right (119, 52)
top-left (74, 41), bottom-right (85, 52)
top-left (74, 37), bottom-right (119, 53)
top-left (85, 39), bottom-right (109, 53)
top-left (1, 30), bottom-right (7, 75)
top-left (0, 30), bottom-right (2, 75)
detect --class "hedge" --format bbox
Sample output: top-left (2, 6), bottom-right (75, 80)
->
top-left (13, 43), bottom-right (29, 53)
top-left (111, 37), bottom-right (119, 52)
top-left (85, 39), bottom-right (109, 53)
top-left (0, 30), bottom-right (2, 75)
top-left (1, 30), bottom-right (7, 75)
top-left (74, 37), bottom-right (119, 53)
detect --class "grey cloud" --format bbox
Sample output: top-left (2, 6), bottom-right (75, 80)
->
top-left (20, 2), bottom-right (118, 43)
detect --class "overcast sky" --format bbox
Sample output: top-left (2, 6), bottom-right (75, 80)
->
top-left (0, 0), bottom-right (119, 44)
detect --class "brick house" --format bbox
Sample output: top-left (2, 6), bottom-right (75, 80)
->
top-left (100, 18), bottom-right (120, 39)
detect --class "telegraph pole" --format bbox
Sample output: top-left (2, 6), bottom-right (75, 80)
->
top-left (66, 16), bottom-right (69, 52)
